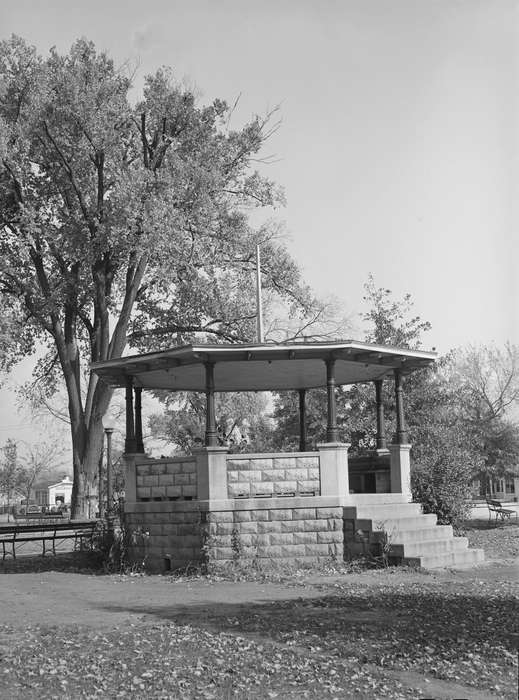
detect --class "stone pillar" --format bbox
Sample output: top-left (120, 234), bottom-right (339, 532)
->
top-left (204, 362), bottom-right (218, 447)
top-left (374, 379), bottom-right (387, 451)
top-left (122, 453), bottom-right (137, 503)
top-left (393, 368), bottom-right (408, 444)
top-left (134, 387), bottom-right (145, 453)
top-left (389, 443), bottom-right (412, 501)
top-left (318, 442), bottom-right (351, 497)
top-left (299, 389), bottom-right (307, 452)
top-left (326, 358), bottom-right (339, 443)
top-left (194, 446), bottom-right (229, 501)
top-left (124, 376), bottom-right (137, 453)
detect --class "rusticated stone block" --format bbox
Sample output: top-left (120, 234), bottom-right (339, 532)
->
top-left (280, 520), bottom-right (303, 533)
top-left (181, 485), bottom-right (197, 498)
top-left (289, 469), bottom-right (309, 481)
top-left (298, 480), bottom-right (319, 493)
top-left (317, 507), bottom-right (343, 519)
top-left (136, 464), bottom-right (150, 476)
top-left (215, 547), bottom-right (234, 560)
top-left (294, 531), bottom-right (318, 545)
top-left (252, 482), bottom-right (273, 496)
top-left (261, 470), bottom-right (280, 481)
top-left (181, 461), bottom-right (196, 473)
top-left (228, 484), bottom-right (251, 498)
top-left (293, 508), bottom-right (316, 520)
top-left (332, 518), bottom-right (343, 531)
top-left (258, 520), bottom-right (282, 534)
top-left (227, 459), bottom-right (250, 471)
top-left (151, 486), bottom-right (167, 499)
top-left (158, 474), bottom-right (175, 486)
top-left (273, 458), bottom-right (297, 470)
top-left (227, 471), bottom-right (239, 482)
top-left (297, 456), bottom-right (318, 468)
top-left (317, 530), bottom-right (343, 544)
top-left (136, 475), bottom-right (145, 486)
top-left (307, 468), bottom-right (320, 481)
top-left (216, 522), bottom-right (234, 536)
top-left (188, 473), bottom-right (197, 485)
top-left (143, 475), bottom-right (158, 487)
top-left (250, 510), bottom-right (270, 521)
top-left (166, 485), bottom-right (182, 498)
top-left (270, 509), bottom-right (293, 521)
top-left (304, 543), bottom-right (331, 557)
top-left (248, 459), bottom-right (273, 471)
top-left (255, 534), bottom-right (270, 547)
top-left (236, 534), bottom-right (255, 548)
top-left (281, 545), bottom-right (306, 558)
top-left (246, 471), bottom-right (263, 483)
top-left (274, 481), bottom-right (297, 494)
top-left (234, 510), bottom-right (252, 522)
top-left (257, 545), bottom-right (282, 558)
top-left (212, 534), bottom-right (232, 548)
top-left (304, 519), bottom-right (329, 532)
top-left (239, 521), bottom-right (258, 535)
top-left (208, 511), bottom-right (233, 523)
top-left (269, 533), bottom-right (295, 546)
top-left (150, 463), bottom-right (165, 475)
top-left (136, 487), bottom-right (151, 498)
top-left (173, 473), bottom-right (190, 486)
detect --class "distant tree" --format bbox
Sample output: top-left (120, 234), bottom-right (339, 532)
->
top-left (0, 438), bottom-right (21, 520)
top-left (455, 343), bottom-right (519, 493)
top-left (0, 36), bottom-right (318, 516)
top-left (16, 441), bottom-right (62, 509)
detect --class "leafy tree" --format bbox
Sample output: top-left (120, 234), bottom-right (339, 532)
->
top-left (0, 36), bottom-right (316, 516)
top-left (0, 438), bottom-right (21, 520)
top-left (454, 343), bottom-right (519, 493)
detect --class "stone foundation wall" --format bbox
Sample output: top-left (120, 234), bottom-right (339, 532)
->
top-left (226, 454), bottom-right (320, 499)
top-left (206, 505), bottom-right (343, 566)
top-left (135, 458), bottom-right (197, 502)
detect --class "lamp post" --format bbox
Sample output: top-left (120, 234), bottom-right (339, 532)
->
top-left (104, 426), bottom-right (115, 540)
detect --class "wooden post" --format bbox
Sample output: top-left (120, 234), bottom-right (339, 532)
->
top-left (134, 387), bottom-right (144, 453)
top-left (124, 376), bottom-right (137, 453)
top-left (326, 358), bottom-right (339, 443)
top-left (298, 389), bottom-right (307, 452)
top-left (393, 369), bottom-right (408, 444)
top-left (374, 379), bottom-right (387, 450)
top-left (205, 362), bottom-right (218, 447)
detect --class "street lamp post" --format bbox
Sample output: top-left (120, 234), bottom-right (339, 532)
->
top-left (104, 426), bottom-right (114, 539)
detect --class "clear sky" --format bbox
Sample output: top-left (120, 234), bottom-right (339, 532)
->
top-left (0, 0), bottom-right (517, 441)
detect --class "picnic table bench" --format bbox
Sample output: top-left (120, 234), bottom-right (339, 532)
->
top-left (486, 498), bottom-right (518, 525)
top-left (0, 520), bottom-right (99, 560)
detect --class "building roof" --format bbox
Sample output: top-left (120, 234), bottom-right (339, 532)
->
top-left (91, 340), bottom-right (436, 392)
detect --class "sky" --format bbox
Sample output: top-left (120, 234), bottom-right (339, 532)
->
top-left (0, 0), bottom-right (518, 444)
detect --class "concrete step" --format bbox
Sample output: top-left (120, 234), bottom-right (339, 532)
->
top-left (356, 514), bottom-right (438, 532)
top-left (344, 502), bottom-right (423, 520)
top-left (372, 524), bottom-right (454, 543)
top-left (403, 548), bottom-right (485, 569)
top-left (390, 536), bottom-right (469, 558)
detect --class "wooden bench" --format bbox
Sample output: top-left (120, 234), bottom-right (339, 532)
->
top-left (486, 498), bottom-right (518, 525)
top-left (16, 511), bottom-right (64, 523)
top-left (0, 520), bottom-right (99, 560)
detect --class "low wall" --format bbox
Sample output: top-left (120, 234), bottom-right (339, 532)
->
top-left (226, 453), bottom-right (320, 498)
top-left (135, 457), bottom-right (197, 501)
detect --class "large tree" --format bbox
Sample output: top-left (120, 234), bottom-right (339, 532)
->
top-left (0, 36), bottom-right (316, 516)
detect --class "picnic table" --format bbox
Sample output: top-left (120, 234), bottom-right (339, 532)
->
top-left (0, 519), bottom-right (99, 560)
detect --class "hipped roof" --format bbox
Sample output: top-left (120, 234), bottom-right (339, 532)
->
top-left (91, 340), bottom-right (436, 393)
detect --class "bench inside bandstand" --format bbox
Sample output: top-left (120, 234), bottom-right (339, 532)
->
top-left (93, 340), bottom-right (459, 572)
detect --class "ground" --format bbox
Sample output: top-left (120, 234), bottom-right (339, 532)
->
top-left (0, 519), bottom-right (517, 699)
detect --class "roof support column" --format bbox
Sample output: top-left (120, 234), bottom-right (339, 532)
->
top-left (374, 379), bottom-right (387, 450)
top-left (393, 369), bottom-right (408, 444)
top-left (298, 389), bottom-right (307, 452)
top-left (326, 358), bottom-right (339, 443)
top-left (205, 362), bottom-right (218, 447)
top-left (134, 387), bottom-right (144, 453)
top-left (124, 376), bottom-right (137, 453)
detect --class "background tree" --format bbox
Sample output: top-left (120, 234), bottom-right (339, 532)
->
top-left (16, 440), bottom-right (63, 510)
top-left (0, 438), bottom-right (21, 521)
top-left (0, 36), bottom-right (318, 516)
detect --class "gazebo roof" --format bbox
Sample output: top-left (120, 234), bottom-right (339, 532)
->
top-left (91, 340), bottom-right (436, 392)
